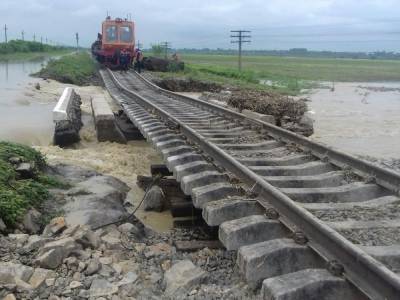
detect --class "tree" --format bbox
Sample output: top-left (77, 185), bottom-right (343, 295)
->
top-left (151, 44), bottom-right (163, 57)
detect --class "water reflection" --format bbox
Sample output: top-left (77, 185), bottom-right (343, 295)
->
top-left (0, 57), bottom-right (55, 146)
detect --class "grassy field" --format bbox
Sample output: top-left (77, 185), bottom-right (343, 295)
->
top-left (34, 52), bottom-right (98, 85)
top-left (180, 53), bottom-right (400, 82)
top-left (147, 53), bottom-right (400, 95)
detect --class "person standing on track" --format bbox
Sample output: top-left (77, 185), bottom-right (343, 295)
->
top-left (135, 49), bottom-right (144, 73)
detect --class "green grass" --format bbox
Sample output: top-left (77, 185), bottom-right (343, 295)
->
top-left (0, 39), bottom-right (72, 62)
top-left (34, 52), bottom-right (98, 85)
top-left (180, 53), bottom-right (400, 82)
top-left (0, 141), bottom-right (64, 227)
top-left (154, 53), bottom-right (400, 95)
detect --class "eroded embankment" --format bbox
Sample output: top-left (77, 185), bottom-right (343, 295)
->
top-left (147, 73), bottom-right (313, 136)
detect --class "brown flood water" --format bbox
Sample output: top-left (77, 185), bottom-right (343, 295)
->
top-left (308, 82), bottom-right (400, 159)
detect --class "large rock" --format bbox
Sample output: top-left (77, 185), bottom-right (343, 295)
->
top-left (0, 218), bottom-right (6, 232)
top-left (72, 225), bottom-right (101, 249)
top-left (0, 262), bottom-right (34, 283)
top-left (89, 278), bottom-right (118, 297)
top-left (62, 176), bottom-right (129, 229)
top-left (143, 185), bottom-right (166, 212)
top-left (85, 259), bottom-right (102, 276)
top-left (28, 268), bottom-right (56, 289)
top-left (22, 208), bottom-right (42, 234)
top-left (35, 237), bottom-right (81, 269)
top-left (164, 260), bottom-right (207, 297)
top-left (23, 235), bottom-right (54, 252)
top-left (15, 162), bottom-right (36, 179)
top-left (42, 217), bottom-right (67, 237)
top-left (47, 163), bottom-right (99, 185)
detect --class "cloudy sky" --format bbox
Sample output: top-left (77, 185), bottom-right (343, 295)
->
top-left (1, 0), bottom-right (399, 52)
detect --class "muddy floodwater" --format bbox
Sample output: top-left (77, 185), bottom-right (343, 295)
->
top-left (308, 82), bottom-right (400, 159)
top-left (0, 58), bottom-right (56, 145)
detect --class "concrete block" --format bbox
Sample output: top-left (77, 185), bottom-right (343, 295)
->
top-left (203, 199), bottom-right (264, 226)
top-left (161, 145), bottom-right (192, 159)
top-left (53, 87), bottom-right (83, 147)
top-left (167, 153), bottom-right (203, 169)
top-left (237, 239), bottom-right (323, 286)
top-left (192, 182), bottom-right (241, 208)
top-left (91, 95), bottom-right (126, 143)
top-left (180, 171), bottom-right (228, 195)
top-left (219, 215), bottom-right (289, 250)
top-left (261, 269), bottom-right (363, 300)
top-left (174, 161), bottom-right (215, 181)
top-left (53, 87), bottom-right (75, 121)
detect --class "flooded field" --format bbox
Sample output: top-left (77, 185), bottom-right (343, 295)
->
top-left (0, 58), bottom-right (55, 145)
top-left (308, 82), bottom-right (400, 159)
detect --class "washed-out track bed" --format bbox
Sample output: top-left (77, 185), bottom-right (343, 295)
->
top-left (100, 68), bottom-right (400, 300)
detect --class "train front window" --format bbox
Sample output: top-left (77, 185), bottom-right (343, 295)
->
top-left (120, 26), bottom-right (132, 43)
top-left (106, 25), bottom-right (117, 42)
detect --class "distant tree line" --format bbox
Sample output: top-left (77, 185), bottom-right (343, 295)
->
top-left (171, 47), bottom-right (400, 60)
top-left (0, 39), bottom-right (68, 55)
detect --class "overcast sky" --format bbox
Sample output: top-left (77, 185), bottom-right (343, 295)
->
top-left (1, 0), bottom-right (399, 52)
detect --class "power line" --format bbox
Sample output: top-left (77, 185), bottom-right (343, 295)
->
top-left (230, 30), bottom-right (251, 72)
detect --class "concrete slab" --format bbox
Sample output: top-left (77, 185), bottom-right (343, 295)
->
top-left (192, 182), bottom-right (241, 208)
top-left (219, 215), bottom-right (289, 250)
top-left (261, 269), bottom-right (364, 300)
top-left (91, 95), bottom-right (126, 143)
top-left (181, 171), bottom-right (228, 195)
top-left (237, 238), bottom-right (323, 286)
top-left (203, 199), bottom-right (264, 226)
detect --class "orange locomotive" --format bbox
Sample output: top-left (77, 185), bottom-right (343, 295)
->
top-left (92, 16), bottom-right (135, 69)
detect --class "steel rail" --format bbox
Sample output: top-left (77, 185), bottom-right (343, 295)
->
top-left (107, 69), bottom-right (400, 299)
top-left (134, 71), bottom-right (400, 196)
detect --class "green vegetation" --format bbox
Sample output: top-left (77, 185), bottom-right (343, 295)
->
top-left (181, 53), bottom-right (400, 82)
top-left (0, 39), bottom-right (71, 61)
top-left (34, 52), bottom-right (98, 85)
top-left (151, 44), bottom-right (164, 57)
top-left (0, 141), bottom-right (63, 227)
top-left (150, 53), bottom-right (400, 95)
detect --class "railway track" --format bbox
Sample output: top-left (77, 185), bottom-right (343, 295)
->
top-left (100, 68), bottom-right (400, 299)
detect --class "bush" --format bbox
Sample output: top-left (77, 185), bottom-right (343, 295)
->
top-left (0, 39), bottom-right (66, 55)
top-left (0, 142), bottom-right (63, 227)
top-left (0, 141), bottom-right (46, 170)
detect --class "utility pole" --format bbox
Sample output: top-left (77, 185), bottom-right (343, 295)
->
top-left (75, 33), bottom-right (79, 51)
top-left (137, 40), bottom-right (143, 50)
top-left (46, 37), bottom-right (48, 44)
top-left (161, 41), bottom-right (170, 59)
top-left (4, 24), bottom-right (8, 43)
top-left (230, 30), bottom-right (251, 72)
top-left (40, 36), bottom-right (43, 45)
top-left (33, 34), bottom-right (36, 42)
top-left (21, 30), bottom-right (25, 41)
